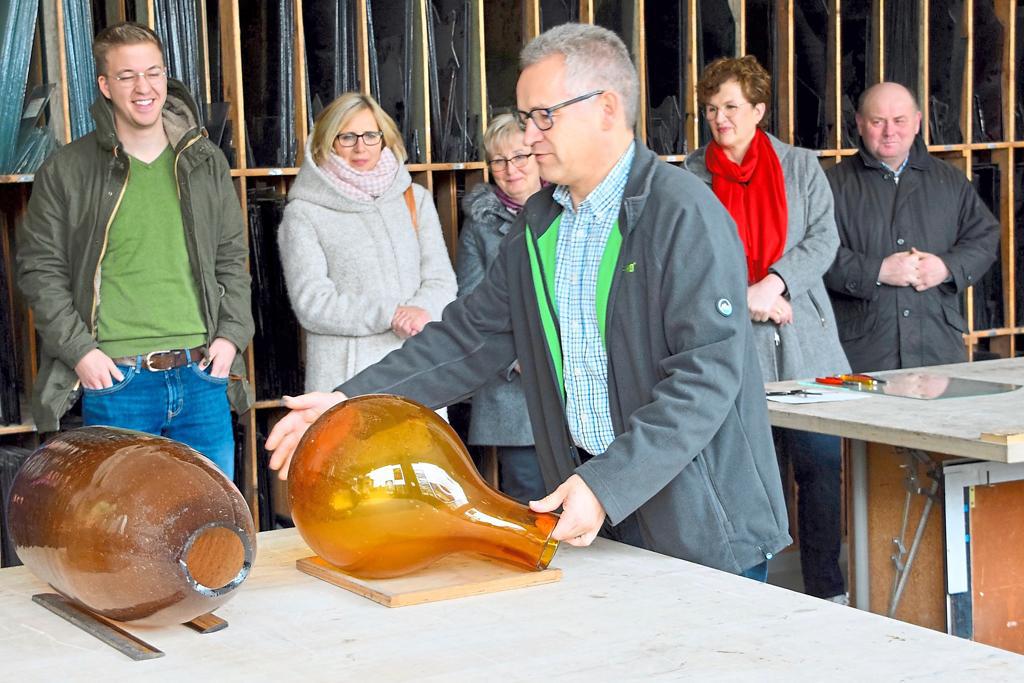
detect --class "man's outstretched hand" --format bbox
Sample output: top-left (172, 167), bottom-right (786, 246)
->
top-left (266, 391), bottom-right (347, 480)
top-left (530, 474), bottom-right (607, 547)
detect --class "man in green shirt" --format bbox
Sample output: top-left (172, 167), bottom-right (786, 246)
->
top-left (17, 23), bottom-right (253, 477)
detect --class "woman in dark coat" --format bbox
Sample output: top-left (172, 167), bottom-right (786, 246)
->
top-left (455, 113), bottom-right (545, 503)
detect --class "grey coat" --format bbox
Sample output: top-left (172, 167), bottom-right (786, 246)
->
top-left (279, 140), bottom-right (458, 392)
top-left (342, 142), bottom-right (791, 574)
top-left (686, 134), bottom-right (850, 381)
top-left (454, 185), bottom-right (533, 446)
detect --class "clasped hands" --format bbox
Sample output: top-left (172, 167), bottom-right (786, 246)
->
top-left (266, 392), bottom-right (607, 547)
top-left (879, 248), bottom-right (949, 291)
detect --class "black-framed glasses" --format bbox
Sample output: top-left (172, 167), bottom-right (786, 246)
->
top-left (487, 153), bottom-right (533, 172)
top-left (515, 90), bottom-right (605, 131)
top-left (335, 131), bottom-right (384, 147)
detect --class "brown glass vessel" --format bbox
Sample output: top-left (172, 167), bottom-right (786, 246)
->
top-left (288, 394), bottom-right (559, 579)
top-left (7, 427), bottom-right (256, 626)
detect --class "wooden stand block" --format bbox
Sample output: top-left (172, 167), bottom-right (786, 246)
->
top-left (296, 554), bottom-right (563, 608)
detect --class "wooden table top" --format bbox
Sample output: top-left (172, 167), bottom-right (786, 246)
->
top-left (2, 528), bottom-right (1022, 680)
top-left (766, 358), bottom-right (1024, 461)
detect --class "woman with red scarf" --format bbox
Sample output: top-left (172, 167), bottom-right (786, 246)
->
top-left (686, 56), bottom-right (850, 604)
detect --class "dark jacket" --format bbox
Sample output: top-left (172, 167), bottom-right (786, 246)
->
top-left (686, 134), bottom-right (850, 382)
top-left (342, 142), bottom-right (791, 574)
top-left (824, 136), bottom-right (999, 372)
top-left (454, 184), bottom-right (533, 446)
top-left (16, 80), bottom-right (254, 431)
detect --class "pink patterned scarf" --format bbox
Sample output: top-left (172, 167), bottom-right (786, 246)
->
top-left (321, 147), bottom-right (401, 202)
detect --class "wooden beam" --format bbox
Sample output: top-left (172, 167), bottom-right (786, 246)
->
top-left (829, 0), bottom-right (842, 150)
top-left (198, 0), bottom-right (211, 107)
top-left (777, 0), bottom-right (795, 143)
top-left (293, 0), bottom-right (309, 166)
top-left (634, 1), bottom-right (647, 145)
top-left (995, 0), bottom-right (1015, 145)
top-left (54, 0), bottom-right (73, 144)
top-left (580, 0), bottom-right (593, 25)
top-left (524, 0), bottom-right (540, 41)
top-left (962, 0), bottom-right (973, 144)
top-left (356, 0), bottom-right (371, 95)
top-left (996, 146), bottom-right (1015, 352)
top-left (871, 0), bottom-right (883, 84)
top-left (473, 0), bottom-right (487, 155)
top-left (416, 0), bottom-right (431, 164)
top-left (219, 0), bottom-right (246, 168)
top-left (734, 0), bottom-right (744, 56)
top-left (687, 0), bottom-right (699, 152)
top-left (919, 0), bottom-right (929, 145)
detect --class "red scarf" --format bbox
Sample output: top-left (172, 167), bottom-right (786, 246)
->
top-left (705, 129), bottom-right (788, 284)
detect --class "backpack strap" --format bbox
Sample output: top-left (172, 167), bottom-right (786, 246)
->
top-left (404, 185), bottom-right (418, 232)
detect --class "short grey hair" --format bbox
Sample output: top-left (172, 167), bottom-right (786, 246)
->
top-left (482, 113), bottom-right (522, 158)
top-left (520, 23), bottom-right (639, 127)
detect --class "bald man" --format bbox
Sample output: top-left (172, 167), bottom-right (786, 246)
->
top-left (823, 82), bottom-right (999, 372)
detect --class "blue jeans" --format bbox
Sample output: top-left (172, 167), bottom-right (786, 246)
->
top-left (497, 445), bottom-right (547, 504)
top-left (741, 560), bottom-right (770, 583)
top-left (773, 428), bottom-right (844, 598)
top-left (81, 357), bottom-right (235, 479)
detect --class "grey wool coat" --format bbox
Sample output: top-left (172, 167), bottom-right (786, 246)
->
top-left (278, 141), bottom-right (458, 392)
top-left (455, 185), bottom-right (534, 446)
top-left (342, 142), bottom-right (791, 575)
top-left (686, 134), bottom-right (851, 382)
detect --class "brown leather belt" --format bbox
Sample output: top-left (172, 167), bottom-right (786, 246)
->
top-left (111, 346), bottom-right (206, 371)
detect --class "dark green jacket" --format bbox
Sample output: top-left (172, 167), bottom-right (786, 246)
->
top-left (343, 143), bottom-right (791, 574)
top-left (16, 80), bottom-right (253, 431)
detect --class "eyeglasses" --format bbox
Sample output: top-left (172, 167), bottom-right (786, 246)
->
top-left (110, 67), bottom-right (167, 87)
top-left (335, 131), bottom-right (384, 147)
top-left (702, 102), bottom-right (752, 119)
top-left (487, 153), bottom-right (533, 173)
top-left (515, 90), bottom-right (605, 131)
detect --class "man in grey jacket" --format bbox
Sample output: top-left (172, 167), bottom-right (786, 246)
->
top-left (269, 23), bottom-right (790, 577)
top-left (825, 83), bottom-right (999, 372)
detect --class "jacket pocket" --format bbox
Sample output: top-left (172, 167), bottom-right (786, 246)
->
top-left (942, 302), bottom-right (967, 333)
top-left (190, 363), bottom-right (229, 385)
top-left (82, 366), bottom-right (137, 395)
top-left (835, 299), bottom-right (877, 342)
top-left (807, 291), bottom-right (827, 328)
top-left (695, 452), bottom-right (734, 535)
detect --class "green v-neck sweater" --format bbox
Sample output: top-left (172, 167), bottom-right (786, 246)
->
top-left (97, 147), bottom-right (207, 357)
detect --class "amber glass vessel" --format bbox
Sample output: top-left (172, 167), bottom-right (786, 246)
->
top-left (7, 427), bottom-right (256, 626)
top-left (289, 394), bottom-right (559, 578)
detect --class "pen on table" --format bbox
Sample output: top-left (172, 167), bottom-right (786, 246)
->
top-left (814, 376), bottom-right (871, 388)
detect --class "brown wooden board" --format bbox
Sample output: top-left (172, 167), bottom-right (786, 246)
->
top-left (969, 479), bottom-right (1024, 654)
top-left (296, 553), bottom-right (562, 607)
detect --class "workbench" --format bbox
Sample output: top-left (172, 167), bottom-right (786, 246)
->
top-left (2, 528), bottom-right (1022, 680)
top-left (766, 357), bottom-right (1024, 651)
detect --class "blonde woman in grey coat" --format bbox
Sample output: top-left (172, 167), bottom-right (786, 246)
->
top-left (279, 93), bottom-right (457, 394)
top-left (686, 57), bottom-right (850, 603)
top-left (456, 114), bottom-right (545, 504)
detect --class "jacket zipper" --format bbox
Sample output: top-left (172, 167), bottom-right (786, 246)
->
top-left (173, 133), bottom-right (213, 344)
top-left (808, 292), bottom-right (827, 327)
top-left (78, 157), bottom-right (131, 393)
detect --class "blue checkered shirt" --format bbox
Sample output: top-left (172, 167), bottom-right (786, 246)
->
top-left (552, 142), bottom-right (635, 455)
